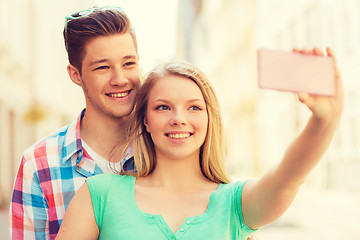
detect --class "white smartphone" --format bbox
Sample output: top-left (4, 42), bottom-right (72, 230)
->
top-left (257, 48), bottom-right (335, 96)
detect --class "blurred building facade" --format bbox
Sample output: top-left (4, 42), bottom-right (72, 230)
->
top-left (0, 0), bottom-right (91, 208)
top-left (177, 0), bottom-right (360, 190)
top-left (255, 0), bottom-right (360, 190)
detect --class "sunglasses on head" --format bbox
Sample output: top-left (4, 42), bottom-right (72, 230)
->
top-left (64, 6), bottom-right (123, 31)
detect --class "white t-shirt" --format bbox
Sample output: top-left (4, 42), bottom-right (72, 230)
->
top-left (82, 140), bottom-right (121, 173)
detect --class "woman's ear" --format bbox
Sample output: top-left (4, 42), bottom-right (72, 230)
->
top-left (67, 64), bottom-right (82, 87)
top-left (143, 116), bottom-right (150, 133)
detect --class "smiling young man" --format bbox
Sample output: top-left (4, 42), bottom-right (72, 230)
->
top-left (10, 7), bottom-right (139, 240)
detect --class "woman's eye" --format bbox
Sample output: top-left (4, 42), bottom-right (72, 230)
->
top-left (156, 105), bottom-right (169, 111)
top-left (190, 106), bottom-right (202, 111)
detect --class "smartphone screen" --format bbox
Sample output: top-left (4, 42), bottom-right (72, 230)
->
top-left (257, 48), bottom-right (335, 96)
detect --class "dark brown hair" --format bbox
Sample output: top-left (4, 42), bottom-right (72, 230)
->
top-left (63, 8), bottom-right (138, 73)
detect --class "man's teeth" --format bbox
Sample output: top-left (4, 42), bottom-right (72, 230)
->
top-left (108, 92), bottom-right (129, 98)
top-left (168, 133), bottom-right (190, 139)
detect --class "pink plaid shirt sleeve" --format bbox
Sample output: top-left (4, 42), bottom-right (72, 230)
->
top-left (9, 111), bottom-right (99, 240)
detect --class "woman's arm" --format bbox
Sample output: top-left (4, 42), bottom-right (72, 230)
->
top-left (242, 47), bottom-right (344, 230)
top-left (55, 183), bottom-right (99, 240)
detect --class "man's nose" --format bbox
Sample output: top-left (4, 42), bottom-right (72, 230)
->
top-left (110, 68), bottom-right (128, 86)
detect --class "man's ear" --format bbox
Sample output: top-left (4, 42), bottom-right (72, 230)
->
top-left (67, 64), bottom-right (82, 87)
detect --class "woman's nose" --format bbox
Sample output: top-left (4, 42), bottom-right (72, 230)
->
top-left (169, 111), bottom-right (186, 125)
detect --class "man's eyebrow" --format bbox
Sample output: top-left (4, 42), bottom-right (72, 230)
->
top-left (89, 59), bottom-right (109, 67)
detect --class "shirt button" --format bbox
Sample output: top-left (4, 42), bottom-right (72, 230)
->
top-left (186, 220), bottom-right (191, 225)
top-left (179, 228), bottom-right (185, 232)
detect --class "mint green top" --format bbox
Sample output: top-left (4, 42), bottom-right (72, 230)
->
top-left (86, 174), bottom-right (257, 240)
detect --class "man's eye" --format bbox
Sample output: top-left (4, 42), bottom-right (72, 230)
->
top-left (124, 61), bottom-right (136, 67)
top-left (94, 66), bottom-right (109, 70)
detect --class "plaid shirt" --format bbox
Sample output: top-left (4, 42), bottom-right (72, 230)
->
top-left (10, 110), bottom-right (133, 240)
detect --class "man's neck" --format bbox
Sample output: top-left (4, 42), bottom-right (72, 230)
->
top-left (80, 110), bottom-right (130, 161)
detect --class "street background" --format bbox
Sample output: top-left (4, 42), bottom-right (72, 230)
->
top-left (1, 0), bottom-right (360, 239)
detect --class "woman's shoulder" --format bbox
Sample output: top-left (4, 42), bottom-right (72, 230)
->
top-left (86, 174), bottom-right (134, 199)
top-left (87, 173), bottom-right (132, 181)
top-left (86, 173), bottom-right (133, 189)
top-left (219, 179), bottom-right (249, 195)
top-left (86, 173), bottom-right (112, 183)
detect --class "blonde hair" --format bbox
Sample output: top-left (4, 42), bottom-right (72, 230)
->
top-left (123, 60), bottom-right (230, 184)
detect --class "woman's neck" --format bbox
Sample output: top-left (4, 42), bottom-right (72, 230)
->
top-left (137, 155), bottom-right (213, 190)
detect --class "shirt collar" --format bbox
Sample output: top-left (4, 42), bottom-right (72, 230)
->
top-left (61, 109), bottom-right (135, 176)
top-left (61, 109), bottom-right (85, 163)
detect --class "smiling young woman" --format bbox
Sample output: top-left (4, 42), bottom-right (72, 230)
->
top-left (56, 52), bottom-right (343, 239)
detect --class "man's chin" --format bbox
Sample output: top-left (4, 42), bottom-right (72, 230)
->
top-left (110, 108), bottom-right (135, 119)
